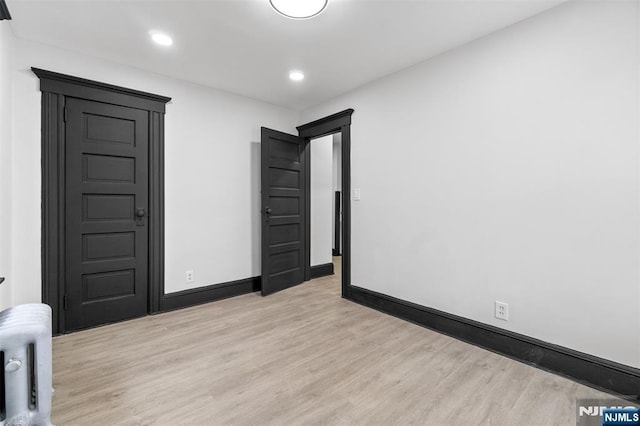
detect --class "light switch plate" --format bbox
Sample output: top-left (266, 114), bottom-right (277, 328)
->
top-left (353, 188), bottom-right (361, 201)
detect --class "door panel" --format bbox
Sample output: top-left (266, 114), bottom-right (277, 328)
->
top-left (82, 154), bottom-right (136, 183)
top-left (82, 232), bottom-right (135, 261)
top-left (83, 269), bottom-right (135, 301)
top-left (65, 98), bottom-right (149, 331)
top-left (84, 113), bottom-right (136, 145)
top-left (82, 194), bottom-right (135, 221)
top-left (261, 128), bottom-right (306, 296)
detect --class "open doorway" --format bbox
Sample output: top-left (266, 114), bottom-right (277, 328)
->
top-left (298, 110), bottom-right (353, 298)
top-left (309, 133), bottom-right (342, 281)
top-left (260, 109), bottom-right (353, 297)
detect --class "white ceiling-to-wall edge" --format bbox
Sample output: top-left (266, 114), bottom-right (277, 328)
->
top-left (6, 0), bottom-right (566, 109)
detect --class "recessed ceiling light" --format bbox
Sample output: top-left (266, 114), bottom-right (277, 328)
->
top-left (270, 0), bottom-right (328, 19)
top-left (289, 70), bottom-right (305, 81)
top-left (150, 31), bottom-right (173, 47)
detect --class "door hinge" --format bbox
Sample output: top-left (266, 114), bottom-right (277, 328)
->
top-left (63, 107), bottom-right (68, 122)
top-left (62, 294), bottom-right (68, 310)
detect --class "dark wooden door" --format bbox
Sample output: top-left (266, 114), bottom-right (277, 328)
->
top-left (261, 127), bottom-right (306, 296)
top-left (65, 98), bottom-right (149, 330)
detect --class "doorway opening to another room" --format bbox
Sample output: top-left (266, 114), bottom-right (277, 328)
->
top-left (298, 110), bottom-right (353, 298)
top-left (309, 133), bottom-right (342, 282)
top-left (260, 109), bottom-right (354, 297)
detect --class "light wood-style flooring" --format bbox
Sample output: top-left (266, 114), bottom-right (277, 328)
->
top-left (52, 258), bottom-right (614, 425)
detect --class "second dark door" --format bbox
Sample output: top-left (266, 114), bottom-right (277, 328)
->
top-left (261, 127), bottom-right (306, 296)
top-left (65, 98), bottom-right (149, 331)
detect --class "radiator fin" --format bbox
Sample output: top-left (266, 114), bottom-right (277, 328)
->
top-left (1, 350), bottom-right (5, 422)
top-left (27, 344), bottom-right (36, 410)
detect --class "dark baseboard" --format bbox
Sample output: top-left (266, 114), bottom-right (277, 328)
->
top-left (310, 263), bottom-right (334, 279)
top-left (160, 276), bottom-right (261, 312)
top-left (347, 286), bottom-right (640, 403)
top-left (332, 249), bottom-right (341, 256)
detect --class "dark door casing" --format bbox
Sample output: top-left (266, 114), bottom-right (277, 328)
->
top-left (64, 98), bottom-right (150, 330)
top-left (261, 127), bottom-right (306, 296)
top-left (34, 68), bottom-right (170, 334)
top-left (297, 109), bottom-right (354, 297)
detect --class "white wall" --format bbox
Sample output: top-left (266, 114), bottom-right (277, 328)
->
top-left (0, 22), bottom-right (14, 311)
top-left (7, 37), bottom-right (299, 306)
top-left (332, 133), bottom-right (342, 192)
top-left (310, 135), bottom-right (333, 267)
top-left (300, 1), bottom-right (640, 368)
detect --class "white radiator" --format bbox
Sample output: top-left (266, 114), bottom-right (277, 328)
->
top-left (0, 304), bottom-right (52, 426)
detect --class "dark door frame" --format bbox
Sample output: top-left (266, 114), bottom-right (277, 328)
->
top-left (0, 0), bottom-right (11, 20)
top-left (297, 109), bottom-right (354, 297)
top-left (33, 68), bottom-right (171, 334)
top-left (333, 191), bottom-right (341, 256)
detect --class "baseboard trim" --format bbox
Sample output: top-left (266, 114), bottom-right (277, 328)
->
top-left (310, 263), bottom-right (334, 279)
top-left (160, 276), bottom-right (261, 312)
top-left (347, 286), bottom-right (640, 402)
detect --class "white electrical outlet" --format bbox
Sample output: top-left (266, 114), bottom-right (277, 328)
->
top-left (495, 301), bottom-right (509, 321)
top-left (353, 188), bottom-right (361, 201)
top-left (186, 270), bottom-right (194, 283)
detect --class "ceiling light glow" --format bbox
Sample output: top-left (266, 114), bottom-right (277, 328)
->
top-left (270, 0), bottom-right (328, 19)
top-left (289, 70), bottom-right (305, 81)
top-left (150, 31), bottom-right (173, 46)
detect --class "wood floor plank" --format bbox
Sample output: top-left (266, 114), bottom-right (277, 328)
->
top-left (52, 258), bottom-right (613, 425)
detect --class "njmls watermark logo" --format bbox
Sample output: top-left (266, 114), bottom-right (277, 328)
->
top-left (576, 399), bottom-right (640, 426)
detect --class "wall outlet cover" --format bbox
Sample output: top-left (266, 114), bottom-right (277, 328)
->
top-left (495, 301), bottom-right (509, 321)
